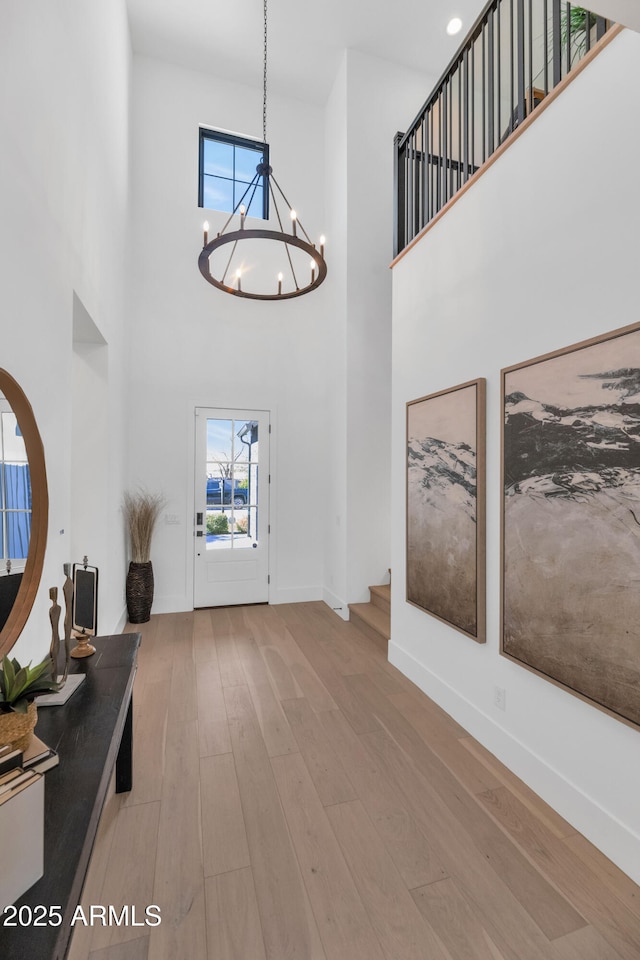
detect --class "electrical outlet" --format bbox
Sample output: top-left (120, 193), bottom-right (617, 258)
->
top-left (494, 685), bottom-right (506, 711)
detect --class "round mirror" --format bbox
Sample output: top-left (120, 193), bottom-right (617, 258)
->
top-left (0, 370), bottom-right (48, 658)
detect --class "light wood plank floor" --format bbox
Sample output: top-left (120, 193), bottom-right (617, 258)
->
top-left (68, 603), bottom-right (640, 960)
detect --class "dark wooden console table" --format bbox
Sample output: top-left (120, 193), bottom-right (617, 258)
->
top-left (0, 632), bottom-right (140, 960)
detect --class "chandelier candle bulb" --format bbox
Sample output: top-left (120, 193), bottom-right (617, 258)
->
top-left (203, 221), bottom-right (209, 245)
top-left (310, 260), bottom-right (316, 283)
top-left (235, 269), bottom-right (242, 291)
top-left (277, 272), bottom-right (283, 295)
top-left (290, 209), bottom-right (297, 236)
top-left (320, 235), bottom-right (325, 256)
top-left (240, 205), bottom-right (246, 228)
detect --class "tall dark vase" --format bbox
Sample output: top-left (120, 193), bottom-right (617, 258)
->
top-left (126, 561), bottom-right (154, 623)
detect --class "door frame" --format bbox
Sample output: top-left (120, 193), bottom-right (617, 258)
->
top-left (186, 400), bottom-right (276, 610)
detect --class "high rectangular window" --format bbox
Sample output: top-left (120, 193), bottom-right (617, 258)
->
top-left (199, 129), bottom-right (269, 220)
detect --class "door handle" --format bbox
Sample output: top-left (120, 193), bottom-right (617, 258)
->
top-left (196, 531), bottom-right (203, 538)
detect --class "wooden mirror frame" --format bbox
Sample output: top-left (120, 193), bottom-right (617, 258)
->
top-left (0, 369), bottom-right (48, 658)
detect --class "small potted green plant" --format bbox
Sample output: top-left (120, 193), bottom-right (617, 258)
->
top-left (0, 656), bottom-right (59, 751)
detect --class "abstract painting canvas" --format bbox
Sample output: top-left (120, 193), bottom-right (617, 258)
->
top-left (502, 322), bottom-right (640, 727)
top-left (407, 379), bottom-right (485, 642)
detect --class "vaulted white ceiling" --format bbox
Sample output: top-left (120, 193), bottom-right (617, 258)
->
top-left (125, 0), bottom-right (487, 105)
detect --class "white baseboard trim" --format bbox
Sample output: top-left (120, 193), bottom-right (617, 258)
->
top-left (148, 596), bottom-right (193, 616)
top-left (114, 605), bottom-right (128, 635)
top-left (271, 586), bottom-right (323, 605)
top-left (322, 588), bottom-right (349, 621)
top-left (389, 640), bottom-right (640, 886)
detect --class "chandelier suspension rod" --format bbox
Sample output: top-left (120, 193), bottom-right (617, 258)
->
top-left (263, 0), bottom-right (268, 144)
top-left (268, 179), bottom-right (300, 290)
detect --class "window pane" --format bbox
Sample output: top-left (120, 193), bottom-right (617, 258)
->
top-left (247, 184), bottom-right (264, 219)
top-left (234, 146), bottom-right (263, 183)
top-left (2, 412), bottom-right (27, 461)
top-left (233, 507), bottom-right (257, 548)
top-left (3, 463), bottom-right (31, 510)
top-left (203, 175), bottom-right (233, 213)
top-left (7, 511), bottom-right (30, 559)
top-left (234, 421), bottom-right (258, 462)
top-left (207, 419), bottom-right (234, 461)
top-left (206, 508), bottom-right (232, 550)
top-left (233, 179), bottom-right (255, 212)
top-left (203, 139), bottom-right (233, 178)
top-left (200, 131), bottom-right (268, 217)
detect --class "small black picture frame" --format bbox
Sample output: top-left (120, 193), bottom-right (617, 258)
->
top-left (72, 563), bottom-right (98, 637)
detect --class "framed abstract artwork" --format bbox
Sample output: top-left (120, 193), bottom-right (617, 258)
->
top-left (501, 322), bottom-right (640, 727)
top-left (407, 378), bottom-right (486, 642)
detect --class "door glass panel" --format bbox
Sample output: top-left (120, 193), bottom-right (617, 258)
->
top-left (204, 418), bottom-right (260, 551)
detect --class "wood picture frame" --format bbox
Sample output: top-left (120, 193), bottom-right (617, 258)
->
top-left (406, 378), bottom-right (486, 643)
top-left (501, 321), bottom-right (640, 728)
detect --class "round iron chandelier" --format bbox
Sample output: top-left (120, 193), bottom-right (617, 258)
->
top-left (198, 0), bottom-right (327, 301)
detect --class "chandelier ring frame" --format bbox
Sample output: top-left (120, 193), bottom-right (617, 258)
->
top-left (199, 229), bottom-right (327, 301)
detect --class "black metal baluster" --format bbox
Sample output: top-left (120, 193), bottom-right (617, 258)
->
top-left (471, 40), bottom-right (475, 177)
top-left (552, 0), bottom-right (561, 86)
top-left (457, 60), bottom-right (462, 193)
top-left (437, 89), bottom-right (443, 214)
top-left (393, 132), bottom-right (404, 256)
top-left (463, 49), bottom-right (469, 183)
top-left (528, 0), bottom-right (533, 113)
top-left (488, 8), bottom-right (495, 154)
top-left (543, 0), bottom-right (549, 95)
top-left (443, 81), bottom-right (449, 206)
top-left (429, 105), bottom-right (434, 222)
top-left (480, 29), bottom-right (485, 163)
top-left (510, 0), bottom-right (515, 133)
top-left (517, 0), bottom-right (525, 126)
top-left (497, 0), bottom-right (502, 147)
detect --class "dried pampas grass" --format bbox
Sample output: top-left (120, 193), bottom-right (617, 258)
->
top-left (123, 489), bottom-right (166, 563)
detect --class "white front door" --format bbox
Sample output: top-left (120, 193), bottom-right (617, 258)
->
top-left (194, 408), bottom-right (270, 607)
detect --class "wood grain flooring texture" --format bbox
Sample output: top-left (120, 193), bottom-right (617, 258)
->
top-left (69, 605), bottom-right (639, 960)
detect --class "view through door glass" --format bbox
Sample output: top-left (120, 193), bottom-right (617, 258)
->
top-left (205, 418), bottom-right (259, 550)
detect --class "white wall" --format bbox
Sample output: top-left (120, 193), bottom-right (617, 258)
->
top-left (323, 55), bottom-right (350, 616)
top-left (391, 29), bottom-right (640, 882)
top-left (127, 56), bottom-right (331, 611)
top-left (590, 0), bottom-right (640, 31)
top-left (0, 1), bottom-right (131, 661)
top-left (323, 50), bottom-right (435, 612)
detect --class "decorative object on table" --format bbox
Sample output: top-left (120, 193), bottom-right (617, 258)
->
top-left (62, 562), bottom-right (74, 679)
top-left (48, 586), bottom-right (61, 679)
top-left (38, 568), bottom-right (86, 693)
top-left (407, 378), bottom-right (486, 643)
top-left (501, 321), bottom-right (640, 728)
top-left (22, 732), bottom-right (59, 773)
top-left (70, 557), bottom-right (98, 658)
top-left (123, 488), bottom-right (166, 623)
top-left (0, 656), bottom-right (59, 751)
top-left (198, 0), bottom-right (326, 301)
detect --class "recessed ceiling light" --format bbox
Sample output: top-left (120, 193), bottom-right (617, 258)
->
top-left (446, 17), bottom-right (463, 35)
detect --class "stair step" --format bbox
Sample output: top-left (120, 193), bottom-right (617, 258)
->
top-left (348, 601), bottom-right (390, 647)
top-left (369, 583), bottom-right (390, 615)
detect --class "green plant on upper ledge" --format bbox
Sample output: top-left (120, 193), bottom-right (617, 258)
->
top-left (562, 6), bottom-right (598, 64)
top-left (0, 656), bottom-right (59, 714)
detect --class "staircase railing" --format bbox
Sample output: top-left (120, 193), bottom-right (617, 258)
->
top-left (394, 1), bottom-right (612, 256)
